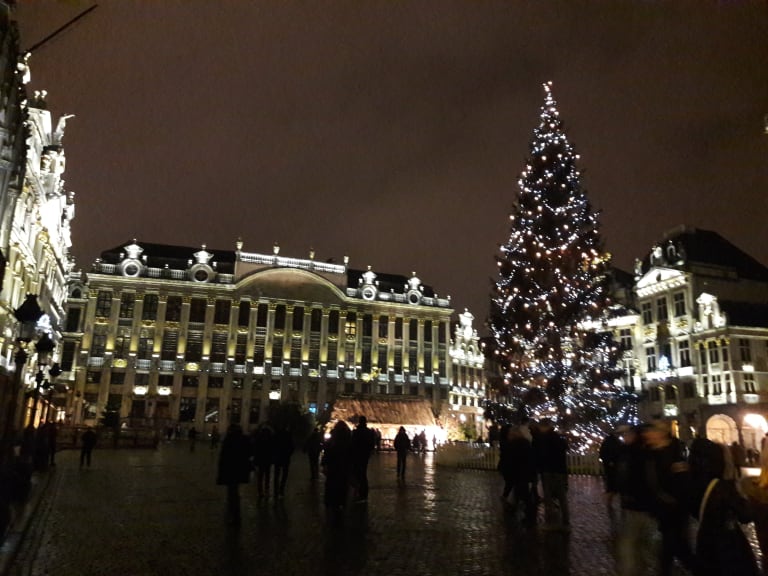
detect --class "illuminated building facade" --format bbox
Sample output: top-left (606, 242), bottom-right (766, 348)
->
top-left (628, 227), bottom-right (768, 448)
top-left (0, 55), bottom-right (75, 430)
top-left (63, 240), bottom-right (485, 436)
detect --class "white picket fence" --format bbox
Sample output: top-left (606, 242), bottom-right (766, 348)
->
top-left (434, 443), bottom-right (602, 475)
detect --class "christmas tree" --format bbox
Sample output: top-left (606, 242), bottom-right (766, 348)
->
top-left (487, 82), bottom-right (635, 451)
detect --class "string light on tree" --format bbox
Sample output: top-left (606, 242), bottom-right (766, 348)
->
top-left (486, 81), bottom-right (636, 452)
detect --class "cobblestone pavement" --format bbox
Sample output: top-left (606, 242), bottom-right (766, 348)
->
top-left (6, 442), bottom-right (741, 576)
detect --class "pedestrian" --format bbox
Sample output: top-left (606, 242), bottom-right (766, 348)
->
top-left (498, 425), bottom-right (536, 525)
top-left (251, 424), bottom-right (273, 499)
top-left (322, 420), bottom-right (352, 509)
top-left (304, 427), bottom-right (323, 481)
top-left (533, 418), bottom-right (569, 530)
top-left (216, 424), bottom-right (252, 526)
top-left (740, 447), bottom-right (768, 575)
top-left (690, 438), bottom-right (758, 576)
top-left (418, 430), bottom-right (427, 455)
top-left (599, 429), bottom-right (622, 518)
top-left (80, 426), bottom-right (97, 469)
top-left (615, 424), bottom-right (656, 576)
top-left (394, 426), bottom-right (411, 481)
top-left (729, 441), bottom-right (747, 478)
top-left (642, 420), bottom-right (697, 576)
top-left (210, 425), bottom-right (220, 450)
top-left (350, 416), bottom-right (376, 502)
top-left (272, 425), bottom-right (294, 499)
top-left (188, 426), bottom-right (198, 452)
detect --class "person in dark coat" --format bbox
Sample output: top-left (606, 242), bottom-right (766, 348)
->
top-left (643, 420), bottom-right (697, 576)
top-left (80, 427), bottom-right (97, 469)
top-left (690, 438), bottom-right (758, 576)
top-left (251, 424), bottom-right (274, 498)
top-left (616, 425), bottom-right (656, 576)
top-left (533, 419), bottom-right (569, 529)
top-left (740, 448), bottom-right (768, 576)
top-left (42, 421), bottom-right (58, 467)
top-left (217, 424), bottom-right (251, 525)
top-left (394, 427), bottom-right (411, 481)
top-left (350, 416), bottom-right (376, 502)
top-left (599, 430), bottom-right (622, 516)
top-left (272, 425), bottom-right (294, 499)
top-left (304, 428), bottom-right (323, 481)
top-left (322, 421), bottom-right (352, 509)
top-left (498, 425), bottom-right (536, 525)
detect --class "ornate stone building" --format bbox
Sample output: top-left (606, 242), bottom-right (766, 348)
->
top-left (62, 240), bottom-right (485, 438)
top-left (0, 52), bottom-right (75, 430)
top-left (629, 226), bottom-right (768, 449)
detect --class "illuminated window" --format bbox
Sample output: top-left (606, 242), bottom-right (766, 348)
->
top-left (646, 346), bottom-right (656, 372)
top-left (678, 339), bottom-right (691, 367)
top-left (673, 292), bottom-right (686, 317)
top-left (119, 293), bottom-right (135, 319)
top-left (656, 297), bottom-right (668, 322)
top-left (620, 328), bottom-right (632, 351)
top-left (95, 290), bottom-right (112, 317)
top-left (142, 294), bottom-right (158, 320)
top-left (744, 374), bottom-right (757, 394)
top-left (165, 296), bottom-right (182, 322)
top-left (739, 339), bottom-right (752, 363)
top-left (712, 374), bottom-right (722, 395)
top-left (345, 312), bottom-right (356, 337)
top-left (709, 341), bottom-right (719, 364)
top-left (641, 302), bottom-right (652, 324)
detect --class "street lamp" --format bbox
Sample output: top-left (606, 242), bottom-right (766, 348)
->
top-left (29, 332), bottom-right (58, 426)
top-left (1, 294), bottom-right (44, 462)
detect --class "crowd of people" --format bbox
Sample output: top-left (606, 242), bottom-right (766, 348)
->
top-left (598, 421), bottom-right (768, 576)
top-left (218, 416), bottom-right (409, 525)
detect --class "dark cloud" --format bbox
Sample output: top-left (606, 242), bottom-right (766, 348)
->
top-left (16, 0), bottom-right (768, 327)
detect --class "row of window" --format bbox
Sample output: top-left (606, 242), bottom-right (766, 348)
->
top-left (647, 374), bottom-right (760, 401)
top-left (644, 338), bottom-right (768, 373)
top-left (81, 293), bottom-right (449, 342)
top-left (640, 292), bottom-right (687, 324)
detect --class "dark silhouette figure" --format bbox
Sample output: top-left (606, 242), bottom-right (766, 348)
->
top-left (394, 427), bottom-right (411, 480)
top-left (304, 428), bottom-right (323, 480)
top-left (690, 438), bottom-right (758, 576)
top-left (351, 416), bottom-right (376, 502)
top-left (217, 424), bottom-right (252, 526)
top-left (210, 425), bottom-right (220, 450)
top-left (322, 420), bottom-right (352, 509)
top-left (533, 419), bottom-right (569, 529)
top-left (498, 425), bottom-right (536, 525)
top-left (615, 425), bottom-right (655, 576)
top-left (188, 426), bottom-right (198, 452)
top-left (272, 426), bottom-right (294, 499)
top-left (251, 424), bottom-right (274, 498)
top-left (599, 431), bottom-right (622, 516)
top-left (643, 420), bottom-right (697, 576)
top-left (80, 427), bottom-right (97, 468)
top-left (729, 441), bottom-right (747, 478)
top-left (43, 421), bottom-right (58, 467)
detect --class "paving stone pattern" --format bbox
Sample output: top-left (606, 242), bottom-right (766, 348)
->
top-left (7, 442), bottom-right (726, 576)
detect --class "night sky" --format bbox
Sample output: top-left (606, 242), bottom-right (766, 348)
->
top-left (15, 1), bottom-right (768, 328)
